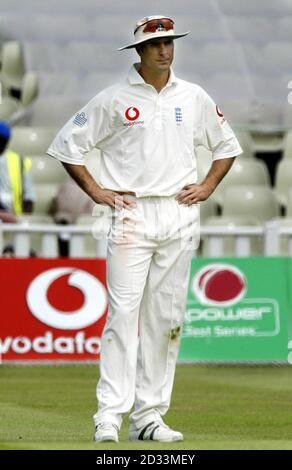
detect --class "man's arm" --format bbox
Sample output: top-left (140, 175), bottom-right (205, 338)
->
top-left (62, 162), bottom-right (135, 209)
top-left (175, 157), bottom-right (235, 206)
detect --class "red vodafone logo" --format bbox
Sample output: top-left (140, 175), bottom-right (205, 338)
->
top-left (27, 268), bottom-right (108, 330)
top-left (125, 107), bottom-right (140, 121)
top-left (192, 264), bottom-right (247, 306)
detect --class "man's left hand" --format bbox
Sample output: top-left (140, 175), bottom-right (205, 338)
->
top-left (175, 183), bottom-right (212, 206)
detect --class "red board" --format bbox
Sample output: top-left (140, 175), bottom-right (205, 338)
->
top-left (0, 259), bottom-right (108, 362)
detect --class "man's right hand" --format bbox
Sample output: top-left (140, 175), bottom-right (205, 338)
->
top-left (95, 188), bottom-right (136, 210)
top-left (61, 163), bottom-right (137, 211)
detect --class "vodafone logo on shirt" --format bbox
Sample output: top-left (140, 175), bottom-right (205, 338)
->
top-left (125, 107), bottom-right (140, 121)
top-left (216, 105), bottom-right (224, 118)
top-left (216, 105), bottom-right (226, 124)
top-left (0, 259), bottom-right (108, 362)
top-left (123, 107), bottom-right (144, 127)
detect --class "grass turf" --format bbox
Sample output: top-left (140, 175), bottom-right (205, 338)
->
top-left (1, 364), bottom-right (292, 450)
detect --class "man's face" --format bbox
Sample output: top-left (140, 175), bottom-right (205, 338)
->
top-left (138, 38), bottom-right (174, 72)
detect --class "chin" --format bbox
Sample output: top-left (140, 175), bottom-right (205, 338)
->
top-left (158, 63), bottom-right (170, 70)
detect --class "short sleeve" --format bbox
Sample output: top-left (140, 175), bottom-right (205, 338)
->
top-left (47, 90), bottom-right (112, 165)
top-left (199, 89), bottom-right (243, 161)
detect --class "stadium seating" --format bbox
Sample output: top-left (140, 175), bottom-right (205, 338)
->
top-left (252, 74), bottom-right (286, 102)
top-left (23, 41), bottom-right (64, 72)
top-left (83, 72), bottom-right (118, 97)
top-left (226, 16), bottom-right (271, 44)
top-left (34, 183), bottom-right (58, 214)
top-left (37, 72), bottom-right (80, 96)
top-left (199, 198), bottom-right (217, 223)
top-left (275, 187), bottom-right (292, 255)
top-left (221, 100), bottom-right (251, 127)
top-left (1, 0), bottom-right (291, 260)
top-left (0, 15), bottom-right (35, 41)
top-left (264, 42), bottom-right (291, 75)
top-left (222, 186), bottom-right (280, 223)
top-left (91, 15), bottom-right (135, 43)
top-left (64, 42), bottom-right (131, 74)
top-left (274, 160), bottom-right (292, 209)
top-left (206, 73), bottom-right (253, 100)
top-left (0, 41), bottom-right (25, 92)
top-left (178, 16), bottom-right (228, 42)
top-left (0, 97), bottom-right (20, 120)
top-left (275, 16), bottom-right (292, 41)
top-left (196, 42), bottom-right (245, 75)
top-left (286, 189), bottom-right (292, 217)
top-left (283, 131), bottom-right (292, 159)
top-left (0, 76), bottom-right (9, 96)
top-left (213, 159), bottom-right (270, 206)
top-left (29, 97), bottom-right (87, 127)
top-left (21, 71), bottom-right (39, 107)
top-left (201, 216), bottom-right (262, 256)
top-left (9, 127), bottom-right (57, 156)
top-left (241, 43), bottom-right (264, 74)
top-left (18, 214), bottom-right (55, 255)
top-left (219, 0), bottom-right (279, 15)
top-left (30, 15), bottom-right (91, 41)
top-left (235, 131), bottom-right (255, 158)
top-left (283, 103), bottom-right (292, 128)
top-left (75, 214), bottom-right (99, 258)
top-left (30, 154), bottom-right (66, 185)
top-left (2, 213), bottom-right (55, 256)
top-left (276, 217), bottom-right (292, 256)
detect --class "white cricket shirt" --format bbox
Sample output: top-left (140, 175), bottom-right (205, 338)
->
top-left (47, 63), bottom-right (242, 197)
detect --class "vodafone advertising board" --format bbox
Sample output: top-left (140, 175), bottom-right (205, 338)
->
top-left (0, 259), bottom-right (108, 362)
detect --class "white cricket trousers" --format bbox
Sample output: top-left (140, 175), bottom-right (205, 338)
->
top-left (93, 194), bottom-right (199, 430)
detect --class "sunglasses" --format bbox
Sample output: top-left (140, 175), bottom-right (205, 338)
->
top-left (135, 18), bottom-right (174, 34)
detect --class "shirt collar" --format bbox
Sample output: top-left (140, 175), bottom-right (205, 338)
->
top-left (127, 63), bottom-right (177, 87)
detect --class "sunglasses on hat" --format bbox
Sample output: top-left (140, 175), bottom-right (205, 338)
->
top-left (134, 18), bottom-right (174, 34)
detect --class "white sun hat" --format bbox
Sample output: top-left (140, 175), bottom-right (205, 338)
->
top-left (118, 15), bottom-right (190, 51)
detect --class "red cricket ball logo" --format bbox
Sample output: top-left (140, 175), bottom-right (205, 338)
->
top-left (125, 107), bottom-right (140, 121)
top-left (192, 264), bottom-right (247, 306)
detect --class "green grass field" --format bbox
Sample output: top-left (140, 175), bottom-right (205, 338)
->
top-left (1, 364), bottom-right (292, 450)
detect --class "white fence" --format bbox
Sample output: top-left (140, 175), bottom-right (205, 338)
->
top-left (1, 221), bottom-right (292, 257)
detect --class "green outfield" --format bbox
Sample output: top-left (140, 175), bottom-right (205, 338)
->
top-left (1, 364), bottom-right (292, 450)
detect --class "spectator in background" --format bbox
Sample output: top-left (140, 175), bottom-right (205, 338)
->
top-left (49, 180), bottom-right (95, 256)
top-left (0, 121), bottom-right (35, 220)
top-left (0, 121), bottom-right (36, 255)
top-left (49, 180), bottom-right (95, 225)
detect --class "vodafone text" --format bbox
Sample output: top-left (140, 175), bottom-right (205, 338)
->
top-left (0, 331), bottom-right (101, 355)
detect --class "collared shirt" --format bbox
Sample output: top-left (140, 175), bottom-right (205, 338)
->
top-left (47, 63), bottom-right (242, 197)
top-left (0, 153), bottom-right (35, 212)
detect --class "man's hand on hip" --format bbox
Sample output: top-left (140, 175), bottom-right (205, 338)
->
top-left (175, 157), bottom-right (236, 206)
top-left (61, 163), bottom-right (136, 210)
top-left (175, 183), bottom-right (212, 206)
top-left (95, 188), bottom-right (136, 210)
